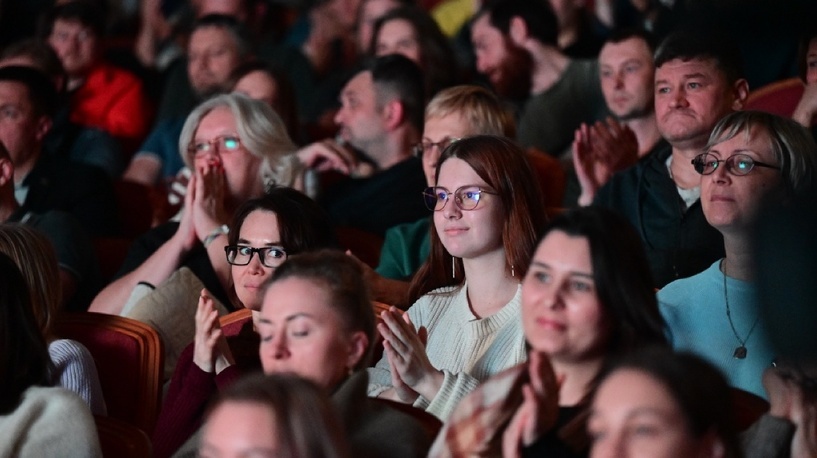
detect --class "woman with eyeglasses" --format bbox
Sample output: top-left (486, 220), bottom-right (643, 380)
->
top-left (659, 111), bottom-right (817, 398)
top-left (367, 135), bottom-right (549, 420)
top-left (152, 187), bottom-right (337, 458)
top-left (90, 93), bottom-right (353, 316)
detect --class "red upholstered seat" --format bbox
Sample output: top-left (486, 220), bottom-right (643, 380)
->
top-left (55, 312), bottom-right (163, 435)
top-left (95, 415), bottom-right (152, 458)
top-left (745, 77), bottom-right (805, 118)
top-left (219, 308), bottom-right (253, 337)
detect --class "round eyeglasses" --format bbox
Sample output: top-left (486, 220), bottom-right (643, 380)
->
top-left (188, 135), bottom-right (242, 157)
top-left (412, 137), bottom-right (461, 158)
top-left (423, 186), bottom-right (498, 211)
top-left (225, 245), bottom-right (287, 268)
top-left (691, 152), bottom-right (780, 176)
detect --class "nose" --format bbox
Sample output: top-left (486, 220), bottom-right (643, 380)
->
top-left (334, 106), bottom-right (346, 126)
top-left (669, 87), bottom-right (688, 108)
top-left (443, 195), bottom-right (462, 219)
top-left (269, 332), bottom-right (289, 360)
top-left (711, 160), bottom-right (731, 184)
top-left (475, 53), bottom-right (490, 75)
top-left (613, 72), bottom-right (624, 89)
top-left (246, 251), bottom-right (266, 274)
top-left (591, 433), bottom-right (625, 458)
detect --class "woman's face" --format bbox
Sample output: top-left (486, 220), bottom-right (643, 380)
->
top-left (258, 277), bottom-right (367, 389)
top-left (192, 106), bottom-right (265, 206)
top-left (231, 210), bottom-right (282, 311)
top-left (433, 157), bottom-right (505, 262)
top-left (522, 230), bottom-right (610, 362)
top-left (199, 401), bottom-right (281, 458)
top-left (375, 19), bottom-right (422, 65)
top-left (701, 125), bottom-right (783, 236)
top-left (589, 369), bottom-right (721, 458)
top-left (806, 38), bottom-right (817, 85)
top-left (233, 70), bottom-right (279, 108)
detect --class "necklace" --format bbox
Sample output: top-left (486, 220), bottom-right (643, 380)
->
top-left (722, 259), bottom-right (759, 359)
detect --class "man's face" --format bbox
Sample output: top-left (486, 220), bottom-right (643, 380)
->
top-left (48, 19), bottom-right (98, 78)
top-left (0, 82), bottom-right (45, 167)
top-left (333, 71), bottom-right (388, 155)
top-left (599, 37), bottom-right (655, 120)
top-left (471, 14), bottom-right (532, 99)
top-left (654, 58), bottom-right (740, 150)
top-left (187, 26), bottom-right (243, 97)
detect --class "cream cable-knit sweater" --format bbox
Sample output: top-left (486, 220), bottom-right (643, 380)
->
top-left (0, 386), bottom-right (102, 458)
top-left (367, 283), bottom-right (527, 420)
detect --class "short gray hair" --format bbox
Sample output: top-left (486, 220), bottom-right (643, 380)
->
top-left (705, 110), bottom-right (817, 197)
top-left (179, 93), bottom-right (297, 189)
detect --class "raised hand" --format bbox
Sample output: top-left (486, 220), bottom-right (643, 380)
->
top-left (502, 351), bottom-right (561, 458)
top-left (794, 82), bottom-right (817, 128)
top-left (173, 174), bottom-right (199, 252)
top-left (378, 306), bottom-right (441, 402)
top-left (574, 118), bottom-right (639, 206)
top-left (192, 160), bottom-right (228, 242)
top-left (296, 140), bottom-right (357, 174)
top-left (192, 290), bottom-right (224, 373)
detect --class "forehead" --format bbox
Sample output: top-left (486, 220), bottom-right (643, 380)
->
top-left (600, 38), bottom-right (652, 65)
top-left (52, 18), bottom-right (93, 33)
top-left (437, 157), bottom-right (486, 186)
top-left (471, 14), bottom-right (501, 39)
top-left (362, 0), bottom-right (400, 18)
top-left (189, 26), bottom-right (238, 52)
top-left (656, 57), bottom-right (723, 81)
top-left (709, 124), bottom-right (774, 158)
top-left (343, 71), bottom-right (375, 96)
top-left (424, 113), bottom-right (473, 138)
top-left (0, 81), bottom-right (31, 105)
top-left (380, 19), bottom-right (415, 37)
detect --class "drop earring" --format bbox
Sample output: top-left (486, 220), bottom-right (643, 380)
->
top-left (451, 256), bottom-right (456, 278)
top-left (511, 265), bottom-right (515, 278)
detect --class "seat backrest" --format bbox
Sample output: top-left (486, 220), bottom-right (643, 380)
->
top-left (55, 312), bottom-right (164, 435)
top-left (94, 415), bottom-right (152, 458)
top-left (219, 308), bottom-right (253, 337)
top-left (526, 149), bottom-right (567, 208)
top-left (745, 77), bottom-right (805, 118)
top-left (730, 387), bottom-right (770, 431)
top-left (336, 226), bottom-right (385, 269)
top-left (372, 398), bottom-right (443, 440)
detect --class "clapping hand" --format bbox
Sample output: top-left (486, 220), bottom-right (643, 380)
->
top-left (379, 306), bottom-right (442, 403)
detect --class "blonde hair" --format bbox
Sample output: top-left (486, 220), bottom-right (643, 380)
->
top-left (424, 85), bottom-right (515, 137)
top-left (0, 224), bottom-right (61, 336)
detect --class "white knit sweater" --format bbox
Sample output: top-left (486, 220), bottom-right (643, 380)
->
top-left (367, 283), bottom-right (527, 420)
top-left (0, 386), bottom-right (102, 458)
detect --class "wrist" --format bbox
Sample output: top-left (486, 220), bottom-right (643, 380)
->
top-left (417, 370), bottom-right (444, 401)
top-left (203, 225), bottom-right (229, 248)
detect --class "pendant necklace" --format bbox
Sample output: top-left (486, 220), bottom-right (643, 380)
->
top-left (722, 259), bottom-right (759, 359)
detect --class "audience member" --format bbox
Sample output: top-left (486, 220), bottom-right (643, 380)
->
top-left (311, 54), bottom-right (428, 236)
top-left (0, 65), bottom-right (120, 237)
top-left (0, 224), bottom-right (106, 415)
top-left (430, 206), bottom-right (667, 456)
top-left (357, 0), bottom-right (412, 55)
top-left (793, 26), bottom-right (817, 135)
top-left (42, 1), bottom-right (152, 151)
top-left (588, 348), bottom-right (740, 458)
top-left (471, 0), bottom-right (606, 157)
top-left (372, 5), bottom-right (460, 97)
top-left (0, 143), bottom-right (100, 311)
top-left (0, 39), bottom-right (124, 178)
top-left (591, 28), bottom-right (749, 287)
top-left (124, 14), bottom-right (252, 187)
top-left (229, 60), bottom-right (300, 142)
top-left (200, 373), bottom-right (349, 458)
top-left (573, 28), bottom-right (662, 206)
top-left (90, 93), bottom-right (349, 315)
top-left (152, 188), bottom-right (337, 458)
top-left (0, 252), bottom-right (102, 457)
top-left (548, 0), bottom-right (607, 58)
top-left (368, 135), bottom-right (548, 420)
top-left (658, 111), bottom-right (817, 398)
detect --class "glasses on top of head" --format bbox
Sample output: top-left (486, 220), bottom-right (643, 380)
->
top-left (691, 152), bottom-right (781, 176)
top-left (412, 137), bottom-right (461, 158)
top-left (423, 185), bottom-right (498, 211)
top-left (188, 135), bottom-right (242, 157)
top-left (225, 245), bottom-right (287, 268)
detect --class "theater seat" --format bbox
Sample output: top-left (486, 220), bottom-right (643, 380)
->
top-left (219, 308), bottom-right (253, 337)
top-left (745, 77), bottom-right (805, 118)
top-left (55, 312), bottom-right (164, 435)
top-left (94, 415), bottom-right (152, 458)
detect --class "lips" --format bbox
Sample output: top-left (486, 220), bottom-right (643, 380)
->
top-left (709, 195), bottom-right (735, 202)
top-left (535, 316), bottom-right (566, 331)
top-left (444, 226), bottom-right (468, 235)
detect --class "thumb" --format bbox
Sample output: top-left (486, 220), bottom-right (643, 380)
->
top-left (418, 326), bottom-right (428, 346)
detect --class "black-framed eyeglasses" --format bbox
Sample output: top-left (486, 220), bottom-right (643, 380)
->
top-left (423, 186), bottom-right (498, 211)
top-left (412, 137), bottom-right (461, 158)
top-left (691, 152), bottom-right (780, 176)
top-left (225, 245), bottom-right (287, 268)
top-left (188, 135), bottom-right (242, 156)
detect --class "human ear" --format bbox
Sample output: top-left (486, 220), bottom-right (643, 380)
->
top-left (345, 331), bottom-right (370, 370)
top-left (509, 16), bottom-right (528, 47)
top-left (382, 99), bottom-right (405, 131)
top-left (731, 78), bottom-right (750, 111)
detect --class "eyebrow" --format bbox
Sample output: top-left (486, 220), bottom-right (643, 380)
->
top-left (529, 260), bottom-right (594, 279)
top-left (236, 238), bottom-right (284, 246)
top-left (258, 312), bottom-right (315, 326)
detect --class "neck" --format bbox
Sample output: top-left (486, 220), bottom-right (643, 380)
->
top-left (722, 235), bottom-right (754, 282)
top-left (461, 249), bottom-right (518, 318)
top-left (623, 113), bottom-right (661, 157)
top-left (0, 192), bottom-right (19, 222)
top-left (370, 128), bottom-right (419, 170)
top-left (528, 44), bottom-right (570, 95)
top-left (13, 152), bottom-right (39, 186)
top-left (551, 356), bottom-right (604, 407)
top-left (669, 145), bottom-right (703, 190)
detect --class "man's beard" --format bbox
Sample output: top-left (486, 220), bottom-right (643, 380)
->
top-left (492, 42), bottom-right (534, 100)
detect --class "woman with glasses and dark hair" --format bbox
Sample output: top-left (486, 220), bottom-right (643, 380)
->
top-left (659, 111), bottom-right (817, 398)
top-left (367, 135), bottom-right (549, 420)
top-left (0, 252), bottom-right (101, 456)
top-left (152, 187), bottom-right (337, 458)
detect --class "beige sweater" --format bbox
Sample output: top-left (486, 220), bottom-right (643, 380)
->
top-left (367, 283), bottom-right (527, 420)
top-left (0, 386), bottom-right (101, 458)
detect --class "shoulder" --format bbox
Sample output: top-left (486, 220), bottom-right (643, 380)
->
top-left (657, 261), bottom-right (721, 313)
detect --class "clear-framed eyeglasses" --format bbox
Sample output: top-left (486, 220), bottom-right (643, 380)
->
top-left (691, 152), bottom-right (780, 176)
top-left (225, 245), bottom-right (287, 268)
top-left (188, 135), bottom-right (242, 157)
top-left (423, 185), bottom-right (498, 211)
top-left (412, 137), bottom-right (461, 158)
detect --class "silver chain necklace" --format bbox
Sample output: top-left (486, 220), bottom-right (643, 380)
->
top-left (722, 258), bottom-right (759, 359)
